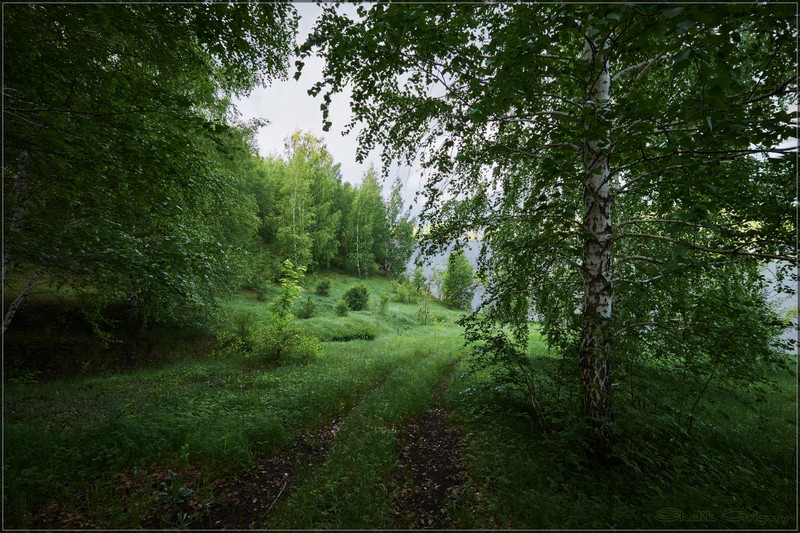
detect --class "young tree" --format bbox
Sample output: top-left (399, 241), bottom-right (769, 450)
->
top-left (442, 250), bottom-right (474, 311)
top-left (300, 4), bottom-right (796, 455)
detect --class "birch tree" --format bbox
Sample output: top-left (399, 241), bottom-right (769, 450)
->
top-left (300, 3), bottom-right (797, 456)
top-left (342, 166), bottom-right (386, 276)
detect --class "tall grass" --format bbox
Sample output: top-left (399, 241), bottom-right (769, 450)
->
top-left (443, 345), bottom-right (797, 529)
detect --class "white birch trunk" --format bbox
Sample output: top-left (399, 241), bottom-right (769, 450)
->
top-left (579, 37), bottom-right (614, 452)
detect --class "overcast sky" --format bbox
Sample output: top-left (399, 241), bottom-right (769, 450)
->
top-left (234, 3), bottom-right (424, 207)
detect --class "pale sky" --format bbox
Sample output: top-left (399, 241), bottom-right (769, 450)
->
top-left (234, 3), bottom-right (425, 209)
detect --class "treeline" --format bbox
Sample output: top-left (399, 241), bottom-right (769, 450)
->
top-left (242, 131), bottom-right (417, 288)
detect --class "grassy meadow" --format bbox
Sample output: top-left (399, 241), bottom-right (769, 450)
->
top-left (3, 271), bottom-right (797, 529)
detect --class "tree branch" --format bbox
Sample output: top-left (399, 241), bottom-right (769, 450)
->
top-left (614, 232), bottom-right (795, 262)
top-left (612, 52), bottom-right (669, 82)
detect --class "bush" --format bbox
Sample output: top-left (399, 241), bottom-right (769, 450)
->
top-left (378, 294), bottom-right (389, 315)
top-left (296, 297), bottom-right (318, 319)
top-left (335, 299), bottom-right (349, 316)
top-left (344, 284), bottom-right (370, 311)
top-left (393, 280), bottom-right (420, 304)
top-left (315, 280), bottom-right (331, 297)
top-left (254, 259), bottom-right (320, 363)
top-left (255, 319), bottom-right (321, 363)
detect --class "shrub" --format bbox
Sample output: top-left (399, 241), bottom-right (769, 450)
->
top-left (217, 311), bottom-right (259, 354)
top-left (344, 284), bottom-right (370, 311)
top-left (335, 299), bottom-right (349, 316)
top-left (255, 319), bottom-right (321, 363)
top-left (393, 280), bottom-right (419, 304)
top-left (296, 297), bottom-right (317, 319)
top-left (378, 294), bottom-right (389, 315)
top-left (315, 280), bottom-right (331, 297)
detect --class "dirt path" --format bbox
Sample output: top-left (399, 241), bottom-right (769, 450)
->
top-left (196, 417), bottom-right (343, 529)
top-left (393, 364), bottom-right (467, 529)
top-left (394, 406), bottom-right (466, 528)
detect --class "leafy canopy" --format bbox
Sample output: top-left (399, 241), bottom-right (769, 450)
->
top-left (300, 3), bottom-right (797, 443)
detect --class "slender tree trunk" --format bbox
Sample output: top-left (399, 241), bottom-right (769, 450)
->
top-left (579, 37), bottom-right (614, 456)
top-left (3, 150), bottom-right (33, 334)
top-left (3, 272), bottom-right (41, 334)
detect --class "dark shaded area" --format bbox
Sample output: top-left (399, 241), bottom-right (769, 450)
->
top-left (3, 296), bottom-right (216, 381)
top-left (394, 406), bottom-right (466, 529)
top-left (198, 417), bottom-right (343, 529)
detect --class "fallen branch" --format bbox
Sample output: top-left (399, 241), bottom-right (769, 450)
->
top-left (264, 481), bottom-right (287, 516)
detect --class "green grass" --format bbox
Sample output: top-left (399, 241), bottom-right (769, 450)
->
top-left (3, 271), bottom-right (467, 528)
top-left (3, 270), bottom-right (797, 529)
top-left (442, 349), bottom-right (797, 529)
top-left (268, 332), bottom-right (464, 528)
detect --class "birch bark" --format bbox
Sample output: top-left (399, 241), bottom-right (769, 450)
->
top-left (578, 37), bottom-right (614, 452)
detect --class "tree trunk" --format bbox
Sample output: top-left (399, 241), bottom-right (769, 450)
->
top-left (579, 37), bottom-right (614, 456)
top-left (3, 150), bottom-right (32, 334)
top-left (3, 273), bottom-right (41, 334)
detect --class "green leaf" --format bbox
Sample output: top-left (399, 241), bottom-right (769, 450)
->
top-left (675, 20), bottom-right (696, 36)
top-left (663, 6), bottom-right (684, 18)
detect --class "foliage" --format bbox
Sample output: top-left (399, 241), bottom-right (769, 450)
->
top-left (442, 250), bottom-right (474, 311)
top-left (230, 311), bottom-right (259, 353)
top-left (344, 284), bottom-right (370, 311)
top-left (393, 279), bottom-right (420, 304)
top-left (411, 267), bottom-right (427, 293)
top-left (255, 321), bottom-right (321, 363)
top-left (378, 177), bottom-right (417, 275)
top-left (2, 3), bottom-right (298, 332)
top-left (416, 293), bottom-right (433, 325)
top-left (257, 260), bottom-right (320, 363)
top-left (301, 2), bottom-right (797, 448)
top-left (271, 132), bottom-right (344, 271)
top-left (342, 166), bottom-right (386, 276)
top-left (296, 297), bottom-right (318, 320)
top-left (335, 299), bottom-right (349, 317)
top-left (315, 280), bottom-right (331, 297)
top-left (243, 248), bottom-right (276, 301)
top-left (378, 294), bottom-right (390, 315)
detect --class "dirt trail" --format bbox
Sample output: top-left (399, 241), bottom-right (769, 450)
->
top-left (394, 406), bottom-right (466, 528)
top-left (196, 417), bottom-right (343, 529)
top-left (393, 363), bottom-right (467, 529)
